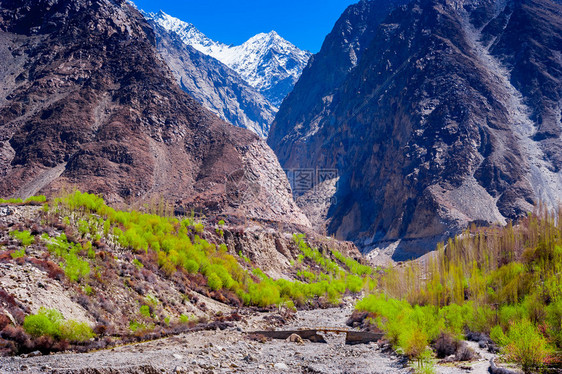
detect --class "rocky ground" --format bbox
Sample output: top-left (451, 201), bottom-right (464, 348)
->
top-left (0, 304), bottom-right (498, 374)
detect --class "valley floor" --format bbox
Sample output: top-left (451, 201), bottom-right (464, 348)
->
top-left (0, 305), bottom-right (497, 374)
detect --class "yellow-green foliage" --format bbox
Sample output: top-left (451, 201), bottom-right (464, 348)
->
top-left (139, 305), bottom-right (152, 318)
top-left (10, 230), bottom-right (34, 246)
top-left (332, 250), bottom-right (373, 276)
top-left (52, 192), bottom-right (374, 308)
top-left (42, 233), bottom-right (90, 282)
top-left (24, 195), bottom-right (47, 203)
top-left (0, 195), bottom-right (47, 204)
top-left (358, 207), bottom-right (562, 367)
top-left (10, 248), bottom-right (25, 259)
top-left (23, 307), bottom-right (94, 342)
top-left (503, 319), bottom-right (552, 373)
top-left (294, 234), bottom-right (343, 275)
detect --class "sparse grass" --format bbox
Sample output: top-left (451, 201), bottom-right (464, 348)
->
top-left (10, 248), bottom-right (25, 259)
top-left (49, 191), bottom-right (376, 309)
top-left (9, 230), bottom-right (34, 246)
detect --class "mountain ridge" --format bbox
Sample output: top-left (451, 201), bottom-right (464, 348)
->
top-left (269, 0), bottom-right (562, 260)
top-left (146, 10), bottom-right (312, 107)
top-left (0, 0), bottom-right (310, 227)
top-left (147, 18), bottom-right (276, 137)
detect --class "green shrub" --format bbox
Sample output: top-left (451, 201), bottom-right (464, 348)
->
top-left (184, 259), bottom-right (199, 273)
top-left (10, 230), bottom-right (34, 246)
top-left (0, 197), bottom-right (22, 204)
top-left (490, 325), bottom-right (508, 346)
top-left (59, 320), bottom-right (94, 342)
top-left (23, 310), bottom-right (60, 338)
top-left (207, 273), bottom-right (223, 291)
top-left (179, 314), bottom-right (190, 324)
top-left (23, 308), bottom-right (93, 342)
top-left (83, 285), bottom-right (93, 296)
top-left (24, 195), bottom-right (47, 203)
top-left (403, 327), bottom-right (429, 359)
top-left (140, 305), bottom-right (151, 318)
top-left (10, 248), bottom-right (25, 259)
top-left (129, 320), bottom-right (147, 332)
top-left (504, 319), bottom-right (552, 373)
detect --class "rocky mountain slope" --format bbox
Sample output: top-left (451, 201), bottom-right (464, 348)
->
top-left (0, 0), bottom-right (309, 227)
top-left (146, 11), bottom-right (312, 108)
top-left (268, 0), bottom-right (562, 259)
top-left (148, 20), bottom-right (276, 137)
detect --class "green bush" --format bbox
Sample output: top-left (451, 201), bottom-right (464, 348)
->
top-left (10, 230), bottom-right (34, 246)
top-left (10, 248), bottom-right (25, 259)
top-left (0, 197), bottom-right (22, 204)
top-left (23, 308), bottom-right (93, 342)
top-left (59, 320), bottom-right (94, 342)
top-left (24, 195), bottom-right (47, 203)
top-left (207, 273), bottom-right (223, 290)
top-left (23, 310), bottom-right (61, 338)
top-left (504, 319), bottom-right (552, 373)
top-left (140, 305), bottom-right (151, 318)
top-left (184, 259), bottom-right (199, 274)
top-left (403, 327), bottom-right (429, 359)
top-left (490, 325), bottom-right (508, 346)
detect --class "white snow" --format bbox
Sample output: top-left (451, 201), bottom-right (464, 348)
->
top-left (145, 11), bottom-right (311, 101)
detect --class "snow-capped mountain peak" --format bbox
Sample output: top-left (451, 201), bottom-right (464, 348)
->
top-left (145, 11), bottom-right (311, 107)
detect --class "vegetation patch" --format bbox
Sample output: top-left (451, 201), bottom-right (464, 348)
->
top-left (357, 208), bottom-right (562, 372)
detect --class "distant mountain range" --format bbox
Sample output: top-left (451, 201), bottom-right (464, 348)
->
top-left (147, 11), bottom-right (312, 108)
top-left (145, 17), bottom-right (277, 137)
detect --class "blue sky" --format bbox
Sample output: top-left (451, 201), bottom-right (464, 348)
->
top-left (132, 0), bottom-right (358, 52)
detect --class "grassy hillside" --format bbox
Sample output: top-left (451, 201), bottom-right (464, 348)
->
top-left (0, 191), bottom-right (377, 355)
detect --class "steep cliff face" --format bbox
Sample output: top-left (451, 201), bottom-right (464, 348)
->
top-left (0, 0), bottom-right (310, 227)
top-left (148, 20), bottom-right (276, 137)
top-left (268, 0), bottom-right (562, 259)
top-left (268, 0), bottom-right (410, 169)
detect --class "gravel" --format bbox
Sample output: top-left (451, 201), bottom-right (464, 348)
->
top-left (0, 306), bottom-right (496, 374)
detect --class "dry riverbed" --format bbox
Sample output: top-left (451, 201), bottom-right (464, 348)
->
top-left (0, 305), bottom-right (496, 374)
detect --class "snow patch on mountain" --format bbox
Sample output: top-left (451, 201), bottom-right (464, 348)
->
top-left (146, 11), bottom-right (312, 106)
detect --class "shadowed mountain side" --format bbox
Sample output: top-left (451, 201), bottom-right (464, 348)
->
top-left (269, 0), bottom-right (562, 259)
top-left (0, 0), bottom-right (310, 227)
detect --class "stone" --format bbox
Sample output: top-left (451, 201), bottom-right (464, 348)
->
top-left (286, 333), bottom-right (304, 344)
top-left (268, 0), bottom-right (562, 260)
top-left (274, 362), bottom-right (289, 370)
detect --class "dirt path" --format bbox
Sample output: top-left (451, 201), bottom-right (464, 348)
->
top-left (0, 305), bottom-right (497, 374)
top-left (0, 306), bottom-right (410, 374)
top-left (436, 341), bottom-right (496, 374)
